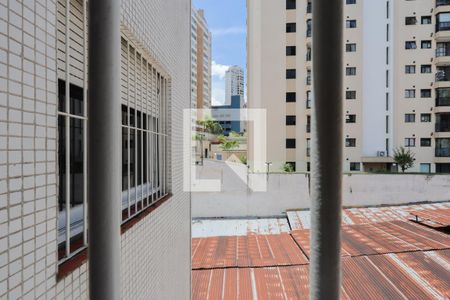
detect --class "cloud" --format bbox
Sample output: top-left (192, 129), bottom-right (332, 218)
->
top-left (211, 26), bottom-right (246, 37)
top-left (211, 61), bottom-right (229, 79)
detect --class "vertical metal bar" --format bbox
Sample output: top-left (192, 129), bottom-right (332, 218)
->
top-left (134, 50), bottom-right (138, 213)
top-left (126, 42), bottom-right (131, 218)
top-left (145, 62), bottom-right (150, 207)
top-left (151, 68), bottom-right (155, 203)
top-left (140, 56), bottom-right (144, 208)
top-left (88, 0), bottom-right (121, 298)
top-left (64, 0), bottom-right (71, 258)
top-left (82, 0), bottom-right (88, 247)
top-left (162, 77), bottom-right (165, 196)
top-left (310, 0), bottom-right (343, 299)
top-left (149, 67), bottom-right (153, 204)
top-left (158, 74), bottom-right (162, 198)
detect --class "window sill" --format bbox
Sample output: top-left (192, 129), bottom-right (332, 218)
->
top-left (57, 193), bottom-right (173, 281)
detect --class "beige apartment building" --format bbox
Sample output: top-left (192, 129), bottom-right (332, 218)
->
top-left (192, 8), bottom-right (212, 110)
top-left (247, 0), bottom-right (450, 173)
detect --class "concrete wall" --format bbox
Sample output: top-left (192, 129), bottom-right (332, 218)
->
top-left (192, 160), bottom-right (450, 218)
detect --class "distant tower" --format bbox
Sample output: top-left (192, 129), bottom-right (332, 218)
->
top-left (225, 66), bottom-right (244, 105)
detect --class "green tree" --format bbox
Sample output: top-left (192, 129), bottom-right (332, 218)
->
top-left (198, 118), bottom-right (223, 135)
top-left (218, 135), bottom-right (239, 151)
top-left (393, 147), bottom-right (415, 172)
top-left (282, 162), bottom-right (295, 173)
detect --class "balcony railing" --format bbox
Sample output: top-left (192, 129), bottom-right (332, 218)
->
top-left (437, 96), bottom-right (450, 106)
top-left (306, 76), bottom-right (311, 85)
top-left (437, 21), bottom-right (450, 32)
top-left (436, 0), bottom-right (450, 7)
top-left (436, 70), bottom-right (450, 81)
top-left (436, 147), bottom-right (450, 157)
top-left (306, 148), bottom-right (310, 157)
top-left (436, 46), bottom-right (450, 57)
top-left (306, 123), bottom-right (311, 133)
top-left (306, 29), bottom-right (312, 37)
top-left (436, 120), bottom-right (450, 132)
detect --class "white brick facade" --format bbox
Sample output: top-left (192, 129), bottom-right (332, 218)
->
top-left (1, 0), bottom-right (191, 299)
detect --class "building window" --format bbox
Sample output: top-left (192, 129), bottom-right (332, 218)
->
top-left (436, 12), bottom-right (450, 32)
top-left (405, 113), bottom-right (415, 123)
top-left (436, 87), bottom-right (450, 106)
top-left (306, 47), bottom-right (311, 61)
top-left (306, 139), bottom-right (311, 157)
top-left (307, 1), bottom-right (312, 13)
top-left (405, 65), bottom-right (416, 74)
top-left (286, 92), bottom-right (296, 102)
top-left (346, 67), bottom-right (356, 76)
top-left (306, 70), bottom-right (311, 85)
top-left (421, 138), bottom-right (431, 147)
top-left (346, 0), bottom-right (356, 4)
top-left (306, 91), bottom-right (312, 108)
top-left (405, 17), bottom-right (417, 25)
top-left (421, 16), bottom-right (432, 25)
top-left (286, 69), bottom-right (296, 79)
top-left (421, 113), bottom-right (431, 122)
top-left (421, 89), bottom-right (431, 98)
top-left (350, 162), bottom-right (360, 171)
top-left (286, 0), bottom-right (296, 9)
top-left (405, 41), bottom-right (417, 49)
top-left (405, 89), bottom-right (416, 98)
top-left (346, 43), bottom-right (356, 52)
top-left (345, 138), bottom-right (356, 147)
top-left (58, 80), bottom-right (86, 261)
top-left (286, 138), bottom-right (296, 149)
top-left (346, 90), bottom-right (356, 99)
top-left (421, 64), bottom-right (432, 73)
top-left (420, 163), bottom-right (431, 173)
top-left (421, 40), bottom-right (432, 49)
top-left (404, 138), bottom-right (416, 147)
top-left (306, 19), bottom-right (312, 37)
top-left (286, 23), bottom-right (296, 33)
top-left (286, 115), bottom-right (296, 125)
top-left (346, 20), bottom-right (357, 28)
top-left (286, 46), bottom-right (296, 56)
top-left (346, 114), bottom-right (356, 123)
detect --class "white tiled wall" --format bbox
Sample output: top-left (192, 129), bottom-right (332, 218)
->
top-left (2, 0), bottom-right (191, 299)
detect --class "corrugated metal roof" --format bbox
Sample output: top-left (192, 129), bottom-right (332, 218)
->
top-left (192, 218), bottom-right (290, 238)
top-left (192, 250), bottom-right (450, 300)
top-left (410, 208), bottom-right (450, 227)
top-left (291, 220), bottom-right (450, 258)
top-left (192, 234), bottom-right (309, 269)
top-left (287, 202), bottom-right (450, 230)
top-left (192, 204), bottom-right (450, 299)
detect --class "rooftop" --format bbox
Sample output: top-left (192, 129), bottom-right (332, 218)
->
top-left (192, 202), bottom-right (450, 299)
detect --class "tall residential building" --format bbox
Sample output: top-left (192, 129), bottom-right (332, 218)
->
top-left (192, 8), bottom-right (212, 109)
top-left (1, 0), bottom-right (190, 298)
top-left (247, 0), bottom-right (450, 173)
top-left (225, 65), bottom-right (245, 105)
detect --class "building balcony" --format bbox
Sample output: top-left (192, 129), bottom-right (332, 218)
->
top-left (435, 68), bottom-right (450, 82)
top-left (437, 0), bottom-right (450, 7)
top-left (306, 123), bottom-right (311, 133)
top-left (437, 96), bottom-right (450, 106)
top-left (436, 147), bottom-right (450, 157)
top-left (436, 121), bottom-right (450, 132)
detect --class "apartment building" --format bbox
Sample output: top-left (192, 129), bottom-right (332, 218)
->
top-left (191, 8), bottom-right (212, 110)
top-left (0, 0), bottom-right (190, 299)
top-left (247, 0), bottom-right (450, 173)
top-left (225, 65), bottom-right (245, 106)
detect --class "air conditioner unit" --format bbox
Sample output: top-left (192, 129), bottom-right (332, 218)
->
top-left (377, 151), bottom-right (386, 157)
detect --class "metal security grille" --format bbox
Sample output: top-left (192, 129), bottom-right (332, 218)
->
top-left (120, 37), bottom-right (169, 223)
top-left (57, 0), bottom-right (88, 264)
top-left (56, 0), bottom-right (170, 264)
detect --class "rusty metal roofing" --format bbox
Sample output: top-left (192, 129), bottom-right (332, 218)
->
top-left (291, 220), bottom-right (450, 258)
top-left (192, 218), bottom-right (291, 238)
top-left (287, 202), bottom-right (450, 230)
top-left (192, 234), bottom-right (309, 269)
top-left (410, 208), bottom-right (450, 227)
top-left (192, 204), bottom-right (450, 299)
top-left (192, 250), bottom-right (450, 300)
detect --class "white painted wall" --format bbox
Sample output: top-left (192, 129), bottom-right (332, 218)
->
top-left (362, 0), bottom-right (389, 156)
top-left (192, 160), bottom-right (450, 218)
